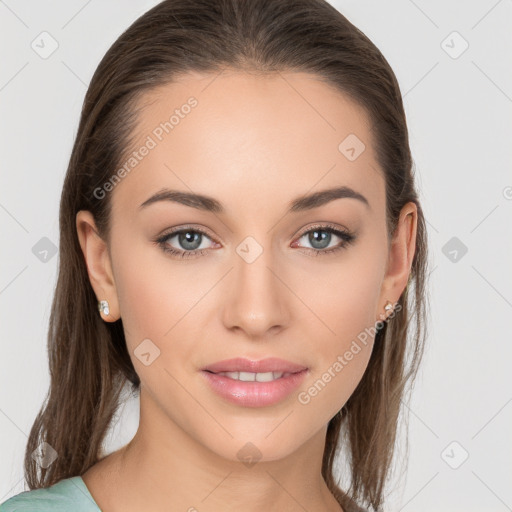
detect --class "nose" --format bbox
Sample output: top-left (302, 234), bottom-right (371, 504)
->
top-left (220, 245), bottom-right (291, 340)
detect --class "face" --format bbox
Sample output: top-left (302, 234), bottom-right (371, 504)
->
top-left (79, 70), bottom-right (414, 463)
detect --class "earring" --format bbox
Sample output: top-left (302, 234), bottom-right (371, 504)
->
top-left (377, 300), bottom-right (395, 323)
top-left (98, 299), bottom-right (110, 316)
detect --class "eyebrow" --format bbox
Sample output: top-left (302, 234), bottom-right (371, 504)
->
top-left (138, 185), bottom-right (370, 213)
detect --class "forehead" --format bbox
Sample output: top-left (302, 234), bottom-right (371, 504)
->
top-left (110, 70), bottom-right (384, 222)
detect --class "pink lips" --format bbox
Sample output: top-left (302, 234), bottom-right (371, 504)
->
top-left (200, 357), bottom-right (309, 408)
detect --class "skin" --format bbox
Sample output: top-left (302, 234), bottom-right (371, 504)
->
top-left (77, 70), bottom-right (417, 512)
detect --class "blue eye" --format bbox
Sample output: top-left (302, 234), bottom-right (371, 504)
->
top-left (155, 226), bottom-right (216, 259)
top-left (155, 223), bottom-right (356, 259)
top-left (293, 225), bottom-right (356, 255)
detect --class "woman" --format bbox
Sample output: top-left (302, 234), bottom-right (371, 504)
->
top-left (0, 0), bottom-right (429, 510)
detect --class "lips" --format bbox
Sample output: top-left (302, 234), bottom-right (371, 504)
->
top-left (202, 357), bottom-right (308, 374)
top-left (200, 364), bottom-right (309, 408)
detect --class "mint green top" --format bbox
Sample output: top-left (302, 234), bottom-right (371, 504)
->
top-left (0, 475), bottom-right (369, 512)
top-left (0, 476), bottom-right (101, 511)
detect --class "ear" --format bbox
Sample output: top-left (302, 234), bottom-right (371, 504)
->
top-left (76, 210), bottom-right (120, 322)
top-left (377, 201), bottom-right (418, 320)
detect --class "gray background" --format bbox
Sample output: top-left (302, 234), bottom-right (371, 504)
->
top-left (1, 1), bottom-right (511, 510)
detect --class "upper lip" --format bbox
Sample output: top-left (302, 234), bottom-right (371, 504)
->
top-left (202, 357), bottom-right (308, 374)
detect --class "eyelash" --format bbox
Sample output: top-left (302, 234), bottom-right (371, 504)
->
top-left (154, 223), bottom-right (356, 259)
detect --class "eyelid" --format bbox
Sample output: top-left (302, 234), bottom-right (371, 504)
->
top-left (156, 224), bottom-right (219, 243)
top-left (294, 221), bottom-right (351, 239)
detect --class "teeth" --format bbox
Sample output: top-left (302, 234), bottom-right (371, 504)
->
top-left (216, 371), bottom-right (288, 381)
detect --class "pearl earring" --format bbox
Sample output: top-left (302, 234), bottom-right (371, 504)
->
top-left (384, 300), bottom-right (394, 314)
top-left (98, 300), bottom-right (110, 316)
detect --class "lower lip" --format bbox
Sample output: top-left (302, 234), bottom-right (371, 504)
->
top-left (200, 369), bottom-right (309, 407)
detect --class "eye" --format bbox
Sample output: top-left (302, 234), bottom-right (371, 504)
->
top-left (291, 224), bottom-right (356, 256)
top-left (154, 226), bottom-right (218, 259)
top-left (154, 223), bottom-right (356, 259)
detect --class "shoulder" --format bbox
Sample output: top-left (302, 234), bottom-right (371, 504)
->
top-left (0, 476), bottom-right (101, 512)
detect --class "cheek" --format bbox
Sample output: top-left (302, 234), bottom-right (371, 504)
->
top-left (112, 252), bottom-right (208, 428)
top-left (289, 245), bottom-right (385, 348)
top-left (113, 234), bottom-right (210, 340)
top-left (288, 244), bottom-right (385, 419)
top-left (293, 274), bottom-right (379, 427)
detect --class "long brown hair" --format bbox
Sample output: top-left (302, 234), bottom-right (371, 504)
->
top-left (23, 1), bottom-right (429, 510)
